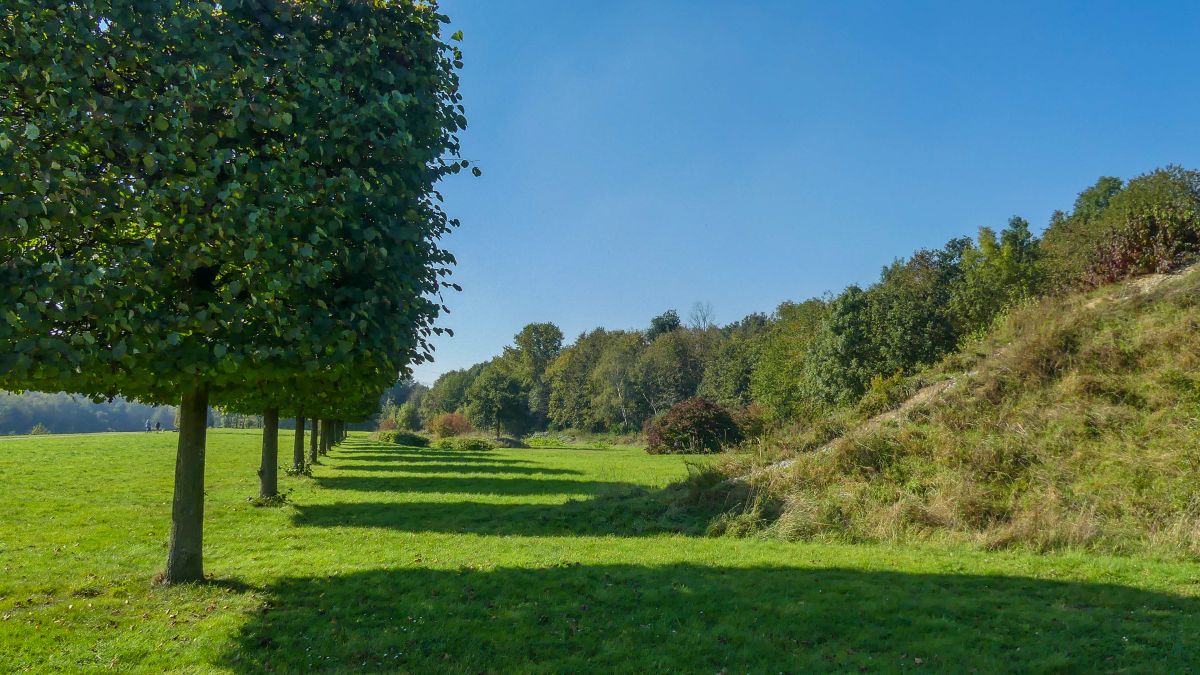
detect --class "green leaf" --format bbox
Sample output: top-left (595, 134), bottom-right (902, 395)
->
top-left (23, 123), bottom-right (39, 140)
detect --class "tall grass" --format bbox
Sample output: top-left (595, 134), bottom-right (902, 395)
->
top-left (694, 265), bottom-right (1200, 557)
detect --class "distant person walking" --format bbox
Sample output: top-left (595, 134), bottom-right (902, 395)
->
top-left (145, 419), bottom-right (151, 432)
top-left (155, 421), bottom-right (162, 432)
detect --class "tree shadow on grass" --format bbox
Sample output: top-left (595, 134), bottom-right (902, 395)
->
top-left (314, 475), bottom-right (628, 497)
top-left (293, 489), bottom-right (708, 537)
top-left (332, 463), bottom-right (584, 476)
top-left (336, 452), bottom-right (535, 465)
top-left (221, 563), bottom-right (1200, 673)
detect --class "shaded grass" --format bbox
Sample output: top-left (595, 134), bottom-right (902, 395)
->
top-left (2, 431), bottom-right (1199, 671)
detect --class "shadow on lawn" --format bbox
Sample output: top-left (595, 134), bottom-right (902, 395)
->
top-left (221, 563), bottom-right (1200, 672)
top-left (332, 462), bottom-right (584, 476)
top-left (314, 475), bottom-right (622, 497)
top-left (333, 451), bottom-right (521, 463)
top-left (294, 489), bottom-right (697, 536)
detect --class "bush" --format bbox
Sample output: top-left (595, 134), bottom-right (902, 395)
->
top-left (375, 430), bottom-right (429, 447)
top-left (645, 397), bottom-right (743, 455)
top-left (429, 411), bottom-right (471, 438)
top-left (29, 422), bottom-right (50, 435)
top-left (854, 373), bottom-right (912, 418)
top-left (432, 436), bottom-right (495, 451)
top-left (397, 401), bottom-right (422, 431)
top-left (377, 417), bottom-right (398, 432)
top-left (1083, 166), bottom-right (1200, 287)
top-left (731, 403), bottom-right (767, 440)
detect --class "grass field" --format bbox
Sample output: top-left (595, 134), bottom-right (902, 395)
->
top-left (2, 430), bottom-right (1199, 672)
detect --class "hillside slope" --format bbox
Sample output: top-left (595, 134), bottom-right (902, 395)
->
top-left (697, 264), bottom-right (1200, 557)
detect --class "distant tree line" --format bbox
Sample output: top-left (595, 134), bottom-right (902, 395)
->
top-left (386, 166), bottom-right (1200, 437)
top-left (0, 392), bottom-right (175, 435)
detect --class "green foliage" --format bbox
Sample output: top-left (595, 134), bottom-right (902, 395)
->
top-left (749, 299), bottom-right (828, 420)
top-left (396, 402), bottom-right (423, 432)
top-left (590, 331), bottom-right (647, 431)
top-left (28, 422), bottom-right (49, 435)
top-left (854, 373), bottom-right (914, 418)
top-left (428, 411), bottom-right (472, 438)
top-left (546, 328), bottom-right (616, 431)
top-left (465, 363), bottom-right (532, 436)
top-left (1082, 166), bottom-right (1200, 285)
top-left (950, 218), bottom-right (1043, 335)
top-left (646, 309), bottom-right (682, 341)
top-left (1040, 177), bottom-right (1125, 288)
top-left (506, 322), bottom-right (564, 425)
top-left (645, 397), bottom-right (743, 455)
top-left (697, 337), bottom-right (756, 408)
top-left (420, 368), bottom-right (481, 421)
top-left (0, 391), bottom-right (175, 435)
top-left (0, 1), bottom-right (467, 406)
top-left (635, 330), bottom-right (703, 417)
top-left (375, 430), bottom-right (430, 448)
top-left (432, 436), bottom-right (496, 451)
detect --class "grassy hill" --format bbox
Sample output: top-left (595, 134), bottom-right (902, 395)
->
top-left (696, 264), bottom-right (1200, 557)
top-left (3, 430), bottom-right (1200, 671)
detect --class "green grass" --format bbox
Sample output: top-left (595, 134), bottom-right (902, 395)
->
top-left (2, 430), bottom-right (1199, 672)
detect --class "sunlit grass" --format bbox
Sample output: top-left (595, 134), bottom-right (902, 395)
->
top-left (1, 430), bottom-right (1198, 672)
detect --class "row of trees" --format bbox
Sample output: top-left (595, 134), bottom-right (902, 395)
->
top-left (391, 166), bottom-right (1199, 437)
top-left (1, 2), bottom-right (467, 583)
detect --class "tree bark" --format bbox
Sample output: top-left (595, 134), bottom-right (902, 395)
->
top-left (259, 408), bottom-right (279, 498)
top-left (293, 415), bottom-right (306, 469)
top-left (165, 383), bottom-right (209, 584)
top-left (308, 418), bottom-right (319, 464)
top-left (319, 418), bottom-right (330, 455)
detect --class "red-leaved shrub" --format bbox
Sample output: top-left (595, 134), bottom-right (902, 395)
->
top-left (645, 397), bottom-right (743, 455)
top-left (429, 411), bottom-right (471, 438)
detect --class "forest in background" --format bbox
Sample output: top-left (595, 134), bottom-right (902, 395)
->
top-left (390, 166), bottom-right (1200, 440)
top-left (6, 166), bottom-right (1197, 440)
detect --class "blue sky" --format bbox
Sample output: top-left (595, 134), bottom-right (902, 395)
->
top-left (414, 0), bottom-right (1200, 384)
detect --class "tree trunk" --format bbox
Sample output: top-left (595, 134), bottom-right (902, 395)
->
top-left (293, 416), bottom-right (306, 469)
top-left (165, 383), bottom-right (209, 584)
top-left (319, 418), bottom-right (330, 455)
top-left (259, 408), bottom-right (279, 498)
top-left (308, 418), bottom-right (319, 464)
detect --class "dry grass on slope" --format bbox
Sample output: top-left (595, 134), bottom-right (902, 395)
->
top-left (695, 264), bottom-right (1200, 557)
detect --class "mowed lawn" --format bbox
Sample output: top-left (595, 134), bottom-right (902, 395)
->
top-left (2, 431), bottom-right (1199, 672)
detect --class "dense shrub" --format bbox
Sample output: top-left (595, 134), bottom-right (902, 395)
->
top-left (377, 417), bottom-right (399, 432)
top-left (429, 411), bottom-right (471, 438)
top-left (731, 403), bottom-right (767, 440)
top-left (375, 430), bottom-right (429, 447)
top-left (645, 397), bottom-right (742, 455)
top-left (396, 402), bottom-right (422, 431)
top-left (432, 436), bottom-right (495, 451)
top-left (490, 436), bottom-right (529, 449)
top-left (1082, 166), bottom-right (1200, 287)
top-left (854, 373), bottom-right (913, 418)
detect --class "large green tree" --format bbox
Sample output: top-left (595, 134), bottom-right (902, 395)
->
top-left (0, 1), bottom-right (466, 583)
top-left (465, 362), bottom-right (531, 437)
top-left (506, 322), bottom-right (564, 427)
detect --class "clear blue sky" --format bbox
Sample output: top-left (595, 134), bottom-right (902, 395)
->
top-left (413, 0), bottom-right (1200, 384)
